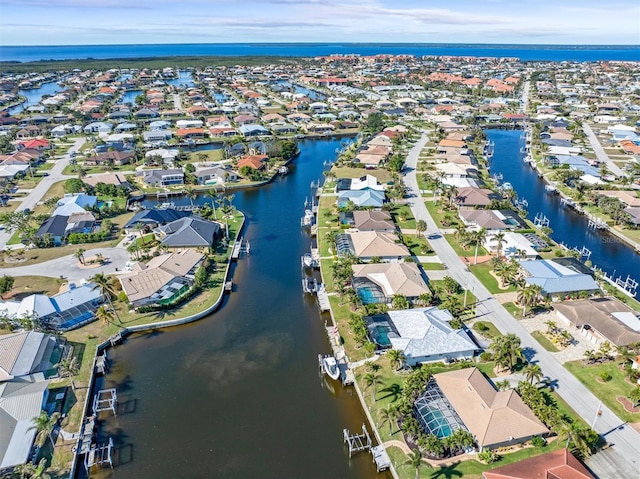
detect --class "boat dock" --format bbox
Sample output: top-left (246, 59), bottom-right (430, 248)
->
top-left (344, 424), bottom-right (371, 457)
top-left (325, 324), bottom-right (354, 386)
top-left (317, 286), bottom-right (331, 312)
top-left (231, 237), bottom-right (250, 260)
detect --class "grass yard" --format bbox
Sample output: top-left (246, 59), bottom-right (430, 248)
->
top-left (444, 234), bottom-right (487, 258)
top-left (531, 330), bottom-right (560, 352)
top-left (330, 166), bottom-right (392, 184)
top-left (470, 262), bottom-right (517, 294)
top-left (0, 238), bottom-right (123, 267)
top-left (472, 320), bottom-right (503, 340)
top-left (502, 301), bottom-right (522, 318)
top-left (188, 149), bottom-right (224, 163)
top-left (421, 262), bottom-right (446, 271)
top-left (565, 360), bottom-right (640, 423)
top-left (2, 275), bottom-right (64, 300)
top-left (390, 204), bottom-right (417, 230)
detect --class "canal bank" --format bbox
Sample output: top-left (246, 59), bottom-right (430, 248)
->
top-left (486, 129), bottom-right (640, 297)
top-left (86, 138), bottom-right (385, 479)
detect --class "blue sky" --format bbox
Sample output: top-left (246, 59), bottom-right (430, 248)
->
top-left (1, 0), bottom-right (639, 46)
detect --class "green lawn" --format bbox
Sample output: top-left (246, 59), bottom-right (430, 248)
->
top-left (188, 149), bottom-right (224, 162)
top-left (421, 262), bottom-right (446, 271)
top-left (531, 330), bottom-right (560, 352)
top-left (564, 360), bottom-right (640, 423)
top-left (424, 200), bottom-right (453, 228)
top-left (502, 301), bottom-right (522, 318)
top-left (472, 321), bottom-right (502, 340)
top-left (470, 262), bottom-right (517, 294)
top-left (390, 205), bottom-right (416, 230)
top-left (331, 166), bottom-right (392, 184)
top-left (444, 234), bottom-right (488, 258)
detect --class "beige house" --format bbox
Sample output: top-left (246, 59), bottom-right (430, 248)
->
top-left (119, 249), bottom-right (204, 307)
top-left (434, 368), bottom-right (548, 450)
top-left (351, 262), bottom-right (430, 302)
top-left (553, 298), bottom-right (640, 347)
top-left (338, 231), bottom-right (410, 262)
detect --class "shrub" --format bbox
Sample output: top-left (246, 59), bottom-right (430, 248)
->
top-left (531, 436), bottom-right (546, 447)
top-left (480, 351), bottom-right (493, 362)
top-left (599, 371), bottom-right (612, 382)
top-left (476, 322), bottom-right (489, 332)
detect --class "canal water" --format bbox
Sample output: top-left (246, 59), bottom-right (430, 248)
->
top-left (90, 138), bottom-right (385, 479)
top-left (6, 81), bottom-right (61, 115)
top-left (486, 129), bottom-right (640, 291)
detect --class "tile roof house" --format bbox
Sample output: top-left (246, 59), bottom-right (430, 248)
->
top-left (118, 249), bottom-right (204, 307)
top-left (141, 168), bottom-right (184, 187)
top-left (337, 231), bottom-right (410, 262)
top-left (553, 298), bottom-right (640, 347)
top-left (455, 187), bottom-right (501, 208)
top-left (352, 210), bottom-right (395, 232)
top-left (153, 216), bottom-right (222, 248)
top-left (434, 368), bottom-right (549, 450)
top-left (458, 208), bottom-right (525, 232)
top-left (482, 448), bottom-right (594, 479)
top-left (364, 307), bottom-right (478, 365)
top-left (352, 262), bottom-right (430, 304)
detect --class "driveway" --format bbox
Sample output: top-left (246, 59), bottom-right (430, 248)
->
top-left (0, 247), bottom-right (130, 283)
top-left (0, 137), bottom-right (84, 249)
top-left (583, 123), bottom-right (627, 178)
top-left (404, 131), bottom-right (640, 477)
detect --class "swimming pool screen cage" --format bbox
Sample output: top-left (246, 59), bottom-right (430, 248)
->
top-left (352, 277), bottom-right (387, 304)
top-left (335, 234), bottom-right (355, 257)
top-left (414, 378), bottom-right (467, 439)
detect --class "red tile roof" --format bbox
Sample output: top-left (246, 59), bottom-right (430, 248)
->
top-left (482, 449), bottom-right (594, 479)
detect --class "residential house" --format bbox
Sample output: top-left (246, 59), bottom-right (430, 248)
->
top-left (153, 216), bottom-right (222, 249)
top-left (0, 331), bottom-right (57, 382)
top-left (123, 208), bottom-right (192, 233)
top-left (239, 124), bottom-right (270, 136)
top-left (53, 193), bottom-right (97, 217)
top-left (195, 167), bottom-right (237, 185)
top-left (455, 187), bottom-right (501, 208)
top-left (482, 449), bottom-right (594, 479)
top-left (417, 368), bottom-right (548, 451)
top-left (141, 169), bottom-right (184, 187)
top-left (352, 262), bottom-right (430, 304)
top-left (0, 283), bottom-right (103, 331)
top-left (84, 150), bottom-right (134, 167)
top-left (554, 298), bottom-right (640, 347)
top-left (364, 307), bottom-right (478, 365)
top-left (520, 258), bottom-right (600, 297)
top-left (458, 208), bottom-right (526, 232)
top-left (336, 231), bottom-right (410, 262)
top-left (337, 189), bottom-right (385, 208)
top-left (352, 210), bottom-right (395, 232)
top-left (237, 154), bottom-right (268, 170)
top-left (118, 249), bottom-right (204, 307)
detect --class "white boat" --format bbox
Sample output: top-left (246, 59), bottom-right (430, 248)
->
top-left (301, 209), bottom-right (314, 227)
top-left (278, 166), bottom-right (289, 175)
top-left (319, 354), bottom-right (340, 381)
top-left (302, 276), bottom-right (319, 294)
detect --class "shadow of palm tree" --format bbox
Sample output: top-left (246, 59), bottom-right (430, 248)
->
top-left (378, 383), bottom-right (402, 402)
top-left (431, 462), bottom-right (464, 478)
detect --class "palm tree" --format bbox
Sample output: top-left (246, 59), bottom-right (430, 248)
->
top-left (207, 191), bottom-right (220, 220)
top-left (628, 386), bottom-right (640, 408)
top-left (472, 228), bottom-right (487, 265)
top-left (523, 363), bottom-right (543, 385)
top-left (377, 405), bottom-right (398, 435)
top-left (387, 349), bottom-right (406, 371)
top-left (492, 232), bottom-right (506, 257)
top-left (73, 248), bottom-right (85, 265)
top-left (490, 334), bottom-right (525, 373)
top-left (403, 449), bottom-right (428, 479)
top-left (185, 186), bottom-right (198, 207)
top-left (558, 421), bottom-right (594, 458)
top-left (56, 356), bottom-right (79, 378)
top-left (363, 372), bottom-right (382, 402)
top-left (13, 458), bottom-right (51, 479)
top-left (517, 284), bottom-right (542, 317)
top-left (135, 222), bottom-right (147, 246)
top-left (31, 410), bottom-right (60, 449)
top-left (415, 219), bottom-right (427, 238)
top-left (91, 273), bottom-right (121, 324)
top-left (95, 305), bottom-right (115, 326)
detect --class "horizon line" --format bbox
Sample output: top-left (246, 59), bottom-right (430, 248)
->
top-left (2, 41), bottom-right (639, 48)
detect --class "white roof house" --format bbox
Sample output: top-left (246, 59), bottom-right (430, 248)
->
top-left (53, 193), bottom-right (97, 217)
top-left (0, 375), bottom-right (50, 469)
top-left (365, 307), bottom-right (479, 366)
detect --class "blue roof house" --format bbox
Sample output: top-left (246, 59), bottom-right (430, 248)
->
top-left (520, 259), bottom-right (600, 297)
top-left (337, 189), bottom-right (385, 208)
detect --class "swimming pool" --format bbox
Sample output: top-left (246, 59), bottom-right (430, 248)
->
top-left (369, 325), bottom-right (392, 347)
top-left (415, 406), bottom-right (453, 438)
top-left (356, 285), bottom-right (386, 304)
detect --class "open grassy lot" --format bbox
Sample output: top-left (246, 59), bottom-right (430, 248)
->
top-left (2, 275), bottom-right (64, 300)
top-left (565, 360), bottom-right (640, 423)
top-left (331, 166), bottom-right (393, 184)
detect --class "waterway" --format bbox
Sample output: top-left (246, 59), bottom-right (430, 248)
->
top-left (89, 137), bottom-right (386, 479)
top-left (6, 80), bottom-right (61, 115)
top-left (486, 129), bottom-right (640, 292)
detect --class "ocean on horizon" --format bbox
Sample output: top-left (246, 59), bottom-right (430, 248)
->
top-left (1, 43), bottom-right (639, 63)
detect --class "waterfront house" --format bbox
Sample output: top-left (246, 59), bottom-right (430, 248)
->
top-left (519, 259), bottom-right (600, 298)
top-left (336, 231), bottom-right (410, 262)
top-left (351, 210), bottom-right (395, 232)
top-left (53, 193), bottom-right (97, 217)
top-left (454, 187), bottom-right (501, 208)
top-left (239, 124), bottom-right (270, 137)
top-left (0, 375), bottom-right (50, 469)
top-left (352, 262), bottom-right (430, 304)
top-left (141, 168), bottom-right (184, 187)
top-left (0, 331), bottom-right (57, 382)
top-left (417, 368), bottom-right (548, 451)
top-left (494, 232), bottom-right (540, 259)
top-left (458, 208), bottom-right (526, 232)
top-left (553, 298), bottom-right (640, 347)
top-left (0, 283), bottom-right (103, 331)
top-left (483, 449), bottom-right (593, 479)
top-left (124, 208), bottom-right (192, 233)
top-left (337, 189), bottom-right (385, 208)
top-left (195, 166), bottom-right (238, 185)
top-left (84, 150), bottom-right (134, 167)
top-left (364, 307), bottom-right (478, 365)
top-left (118, 249), bottom-right (204, 308)
top-left (153, 216), bottom-right (222, 249)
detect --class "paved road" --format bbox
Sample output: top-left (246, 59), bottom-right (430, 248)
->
top-left (0, 138), bottom-right (83, 249)
top-left (0, 246), bottom-right (130, 283)
top-left (173, 93), bottom-right (182, 111)
top-left (404, 132), bottom-right (640, 478)
top-left (583, 122), bottom-right (627, 178)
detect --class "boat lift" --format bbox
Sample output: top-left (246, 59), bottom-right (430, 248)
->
top-left (344, 424), bottom-right (372, 457)
top-left (92, 388), bottom-right (117, 417)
